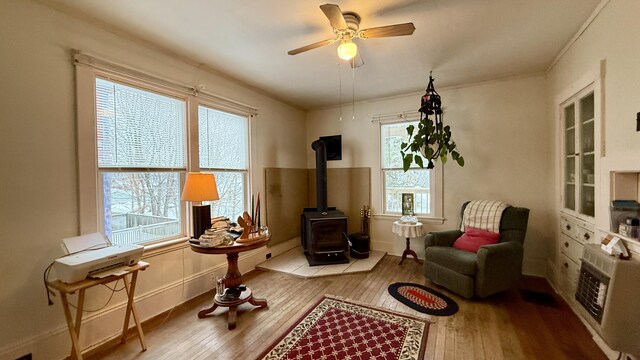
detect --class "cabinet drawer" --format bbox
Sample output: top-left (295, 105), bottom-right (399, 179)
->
top-left (560, 217), bottom-right (577, 238)
top-left (560, 234), bottom-right (583, 263)
top-left (560, 256), bottom-right (581, 296)
top-left (575, 226), bottom-right (593, 244)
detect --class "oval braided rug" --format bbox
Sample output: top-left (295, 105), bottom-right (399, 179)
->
top-left (388, 282), bottom-right (459, 316)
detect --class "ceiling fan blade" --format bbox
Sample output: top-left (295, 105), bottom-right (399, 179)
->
top-left (359, 23), bottom-right (416, 38)
top-left (350, 52), bottom-right (364, 68)
top-left (288, 38), bottom-right (336, 55)
top-left (320, 3), bottom-right (348, 30)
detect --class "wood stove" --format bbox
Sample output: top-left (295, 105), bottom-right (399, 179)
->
top-left (301, 136), bottom-right (349, 266)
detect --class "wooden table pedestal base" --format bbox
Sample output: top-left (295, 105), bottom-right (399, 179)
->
top-left (198, 288), bottom-right (267, 330)
top-left (400, 237), bottom-right (423, 265)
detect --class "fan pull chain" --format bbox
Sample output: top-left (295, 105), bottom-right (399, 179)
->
top-left (338, 60), bottom-right (343, 122)
top-left (351, 62), bottom-right (356, 121)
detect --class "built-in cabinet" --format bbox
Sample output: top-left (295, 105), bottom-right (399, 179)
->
top-left (554, 72), bottom-right (640, 358)
top-left (557, 82), bottom-right (599, 303)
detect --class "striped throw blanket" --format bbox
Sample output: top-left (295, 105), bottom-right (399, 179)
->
top-left (460, 200), bottom-right (509, 234)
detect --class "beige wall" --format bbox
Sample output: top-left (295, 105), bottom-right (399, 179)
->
top-left (3, 0), bottom-right (639, 357)
top-left (0, 0), bottom-right (306, 358)
top-left (306, 75), bottom-right (554, 277)
top-left (547, 0), bottom-right (640, 266)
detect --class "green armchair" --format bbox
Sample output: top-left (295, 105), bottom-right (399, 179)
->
top-left (424, 202), bottom-right (530, 299)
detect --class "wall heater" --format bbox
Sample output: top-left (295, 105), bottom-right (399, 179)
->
top-left (576, 244), bottom-right (640, 356)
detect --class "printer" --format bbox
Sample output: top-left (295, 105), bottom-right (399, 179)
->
top-left (53, 233), bottom-right (144, 283)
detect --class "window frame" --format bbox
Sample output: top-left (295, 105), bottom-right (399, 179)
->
top-left (196, 102), bottom-right (252, 221)
top-left (378, 119), bottom-right (444, 222)
top-left (76, 60), bottom-right (255, 247)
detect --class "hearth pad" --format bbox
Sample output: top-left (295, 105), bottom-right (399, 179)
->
top-left (304, 251), bottom-right (349, 266)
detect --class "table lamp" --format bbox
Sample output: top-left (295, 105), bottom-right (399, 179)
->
top-left (181, 172), bottom-right (219, 239)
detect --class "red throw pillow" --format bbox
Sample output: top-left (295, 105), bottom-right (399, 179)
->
top-left (453, 227), bottom-right (500, 253)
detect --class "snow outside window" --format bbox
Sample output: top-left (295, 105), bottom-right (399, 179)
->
top-left (381, 121), bottom-right (433, 216)
top-left (96, 78), bottom-right (186, 245)
top-left (198, 106), bottom-right (249, 222)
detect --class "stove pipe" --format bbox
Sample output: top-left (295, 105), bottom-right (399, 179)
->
top-left (311, 139), bottom-right (328, 213)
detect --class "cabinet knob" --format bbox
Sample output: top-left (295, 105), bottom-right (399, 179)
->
top-left (566, 225), bottom-right (571, 231)
top-left (564, 242), bottom-right (569, 247)
top-left (583, 233), bottom-right (590, 240)
top-left (564, 263), bottom-right (569, 268)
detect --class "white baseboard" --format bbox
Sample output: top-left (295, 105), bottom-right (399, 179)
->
top-left (545, 258), bottom-right (559, 293)
top-left (574, 308), bottom-right (619, 359)
top-left (0, 247), bottom-right (270, 360)
top-left (374, 238), bottom-right (549, 278)
top-left (371, 239), bottom-right (425, 259)
top-left (370, 240), bottom-right (401, 257)
top-left (266, 237), bottom-right (300, 258)
top-left (522, 257), bottom-right (546, 277)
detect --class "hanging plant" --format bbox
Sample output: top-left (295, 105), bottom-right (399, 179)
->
top-left (400, 73), bottom-right (464, 171)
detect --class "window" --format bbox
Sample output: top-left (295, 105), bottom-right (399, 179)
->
top-left (76, 55), bottom-right (256, 246)
top-left (198, 106), bottom-right (249, 221)
top-left (381, 121), bottom-right (440, 217)
top-left (96, 78), bottom-right (186, 245)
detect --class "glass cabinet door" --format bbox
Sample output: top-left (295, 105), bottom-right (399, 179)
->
top-left (561, 88), bottom-right (595, 218)
top-left (579, 92), bottom-right (595, 217)
top-left (564, 104), bottom-right (576, 211)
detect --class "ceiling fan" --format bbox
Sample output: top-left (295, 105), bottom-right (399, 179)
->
top-left (288, 3), bottom-right (416, 67)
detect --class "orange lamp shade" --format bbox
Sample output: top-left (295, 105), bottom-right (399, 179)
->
top-left (181, 172), bottom-right (219, 202)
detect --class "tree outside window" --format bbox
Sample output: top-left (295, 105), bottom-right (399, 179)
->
top-left (381, 121), bottom-right (431, 215)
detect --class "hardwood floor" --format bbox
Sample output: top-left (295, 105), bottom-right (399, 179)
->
top-left (87, 254), bottom-right (606, 360)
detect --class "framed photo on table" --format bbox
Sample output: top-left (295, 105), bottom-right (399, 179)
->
top-left (402, 193), bottom-right (414, 215)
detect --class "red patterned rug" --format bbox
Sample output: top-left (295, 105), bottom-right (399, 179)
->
top-left (256, 295), bottom-right (430, 360)
top-left (388, 283), bottom-right (458, 316)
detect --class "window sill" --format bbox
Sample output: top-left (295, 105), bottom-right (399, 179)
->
top-left (372, 214), bottom-right (445, 225)
top-left (142, 236), bottom-right (191, 258)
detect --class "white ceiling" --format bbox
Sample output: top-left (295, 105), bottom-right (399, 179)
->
top-left (43, 0), bottom-right (602, 109)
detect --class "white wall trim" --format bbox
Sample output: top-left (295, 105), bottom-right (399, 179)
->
top-left (545, 258), bottom-right (559, 294)
top-left (547, 0), bottom-right (611, 72)
top-left (553, 66), bottom-right (601, 107)
top-left (372, 214), bottom-right (445, 225)
top-left (311, 72), bottom-right (546, 112)
top-left (74, 51), bottom-right (258, 116)
top-left (371, 239), bottom-right (404, 258)
top-left (522, 259), bottom-right (546, 278)
top-left (266, 237), bottom-right (302, 258)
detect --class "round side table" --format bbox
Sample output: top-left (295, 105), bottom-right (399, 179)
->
top-left (190, 232), bottom-right (271, 330)
top-left (392, 221), bottom-right (424, 265)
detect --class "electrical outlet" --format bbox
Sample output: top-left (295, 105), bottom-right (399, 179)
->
top-left (266, 253), bottom-right (272, 259)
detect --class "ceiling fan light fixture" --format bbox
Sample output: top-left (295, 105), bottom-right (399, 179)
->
top-left (337, 40), bottom-right (358, 60)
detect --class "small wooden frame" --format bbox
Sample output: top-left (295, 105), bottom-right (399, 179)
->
top-left (46, 261), bottom-right (149, 360)
top-left (402, 193), bottom-right (414, 215)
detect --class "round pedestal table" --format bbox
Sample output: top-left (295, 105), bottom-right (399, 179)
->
top-left (392, 221), bottom-right (424, 265)
top-left (190, 232), bottom-right (270, 329)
